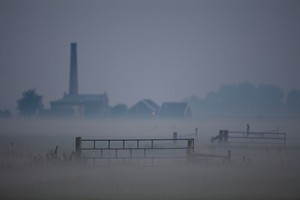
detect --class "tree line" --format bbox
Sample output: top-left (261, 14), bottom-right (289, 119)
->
top-left (4, 82), bottom-right (299, 118)
top-left (185, 82), bottom-right (300, 117)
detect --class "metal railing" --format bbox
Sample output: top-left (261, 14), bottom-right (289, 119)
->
top-left (75, 137), bottom-right (194, 160)
top-left (211, 130), bottom-right (286, 144)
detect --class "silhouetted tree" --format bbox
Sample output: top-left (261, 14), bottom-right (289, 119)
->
top-left (254, 84), bottom-right (284, 114)
top-left (216, 82), bottom-right (256, 115)
top-left (286, 89), bottom-right (300, 116)
top-left (185, 82), bottom-right (286, 116)
top-left (205, 92), bottom-right (221, 114)
top-left (217, 84), bottom-right (239, 114)
top-left (236, 82), bottom-right (256, 113)
top-left (17, 89), bottom-right (43, 116)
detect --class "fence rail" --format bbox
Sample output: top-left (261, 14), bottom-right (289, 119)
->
top-left (75, 137), bottom-right (194, 160)
top-left (194, 150), bottom-right (231, 162)
top-left (211, 130), bottom-right (286, 144)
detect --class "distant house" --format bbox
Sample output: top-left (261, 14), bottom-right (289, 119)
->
top-left (158, 102), bottom-right (192, 118)
top-left (110, 104), bottom-right (128, 118)
top-left (129, 99), bottom-right (159, 118)
top-left (50, 93), bottom-right (109, 118)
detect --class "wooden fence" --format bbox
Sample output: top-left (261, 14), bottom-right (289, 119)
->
top-left (211, 130), bottom-right (286, 145)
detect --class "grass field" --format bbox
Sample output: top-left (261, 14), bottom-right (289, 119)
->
top-left (0, 117), bottom-right (299, 199)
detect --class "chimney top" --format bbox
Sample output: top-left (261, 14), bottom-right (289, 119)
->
top-left (69, 43), bottom-right (78, 95)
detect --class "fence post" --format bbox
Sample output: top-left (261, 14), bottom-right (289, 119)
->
top-left (284, 133), bottom-right (287, 145)
top-left (75, 137), bottom-right (81, 158)
top-left (224, 130), bottom-right (229, 143)
top-left (219, 130), bottom-right (224, 143)
top-left (187, 139), bottom-right (193, 159)
top-left (195, 128), bottom-right (198, 139)
top-left (173, 132), bottom-right (178, 144)
top-left (173, 132), bottom-right (178, 139)
top-left (227, 150), bottom-right (231, 162)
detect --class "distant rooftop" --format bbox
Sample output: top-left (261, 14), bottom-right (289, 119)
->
top-left (140, 99), bottom-right (160, 112)
top-left (51, 93), bottom-right (107, 104)
top-left (159, 102), bottom-right (191, 118)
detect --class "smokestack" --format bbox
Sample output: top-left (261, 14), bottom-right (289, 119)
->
top-left (69, 43), bottom-right (78, 95)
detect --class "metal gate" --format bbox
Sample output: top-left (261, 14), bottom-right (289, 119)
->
top-left (75, 137), bottom-right (194, 164)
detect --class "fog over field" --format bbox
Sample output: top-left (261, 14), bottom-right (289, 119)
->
top-left (1, 0), bottom-right (299, 199)
top-left (0, 117), bottom-right (300, 200)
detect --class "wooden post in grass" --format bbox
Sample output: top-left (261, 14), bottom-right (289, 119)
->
top-left (224, 130), bottom-right (229, 143)
top-left (187, 139), bottom-right (193, 159)
top-left (227, 150), bottom-right (231, 162)
top-left (173, 132), bottom-right (178, 144)
top-left (75, 137), bottom-right (81, 158)
top-left (219, 130), bottom-right (224, 143)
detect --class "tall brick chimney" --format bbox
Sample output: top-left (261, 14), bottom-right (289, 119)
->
top-left (69, 43), bottom-right (78, 95)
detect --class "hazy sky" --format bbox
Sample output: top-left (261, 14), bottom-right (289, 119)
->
top-left (0, 0), bottom-right (299, 111)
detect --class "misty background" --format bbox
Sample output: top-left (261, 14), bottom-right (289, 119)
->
top-left (1, 1), bottom-right (300, 199)
top-left (0, 0), bottom-right (299, 114)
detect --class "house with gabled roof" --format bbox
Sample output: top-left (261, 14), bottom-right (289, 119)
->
top-left (129, 99), bottom-right (159, 118)
top-left (158, 102), bottom-right (191, 119)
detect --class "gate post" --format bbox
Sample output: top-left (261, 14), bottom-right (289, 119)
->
top-left (173, 132), bottom-right (178, 144)
top-left (227, 150), bottom-right (231, 162)
top-left (75, 137), bottom-right (82, 158)
top-left (219, 130), bottom-right (224, 142)
top-left (187, 139), bottom-right (193, 159)
top-left (173, 132), bottom-right (178, 139)
top-left (224, 130), bottom-right (229, 143)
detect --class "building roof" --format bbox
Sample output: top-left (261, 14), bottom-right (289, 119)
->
top-left (141, 99), bottom-right (160, 112)
top-left (130, 99), bottom-right (159, 112)
top-left (159, 102), bottom-right (191, 117)
top-left (50, 93), bottom-right (107, 104)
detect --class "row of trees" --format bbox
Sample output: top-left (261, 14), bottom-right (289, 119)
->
top-left (185, 82), bottom-right (300, 117)
top-left (9, 82), bottom-right (300, 117)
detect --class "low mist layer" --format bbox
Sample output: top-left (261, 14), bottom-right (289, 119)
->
top-left (0, 117), bottom-right (300, 199)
